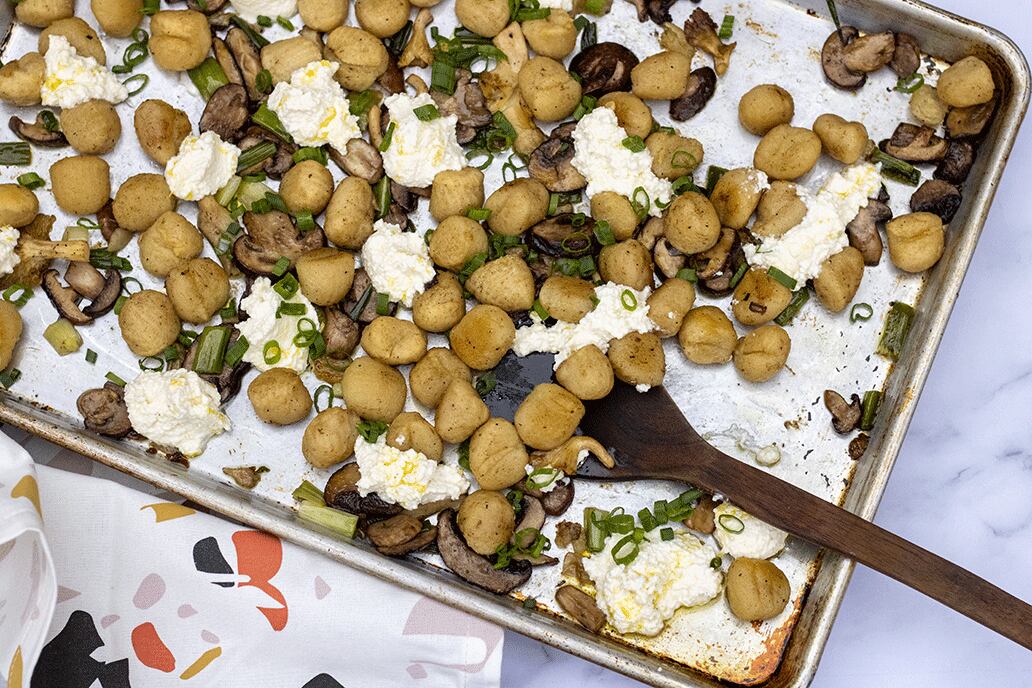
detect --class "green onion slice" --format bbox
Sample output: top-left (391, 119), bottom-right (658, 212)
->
top-left (85, 349), bottom-right (98, 364)
top-left (850, 302), bottom-right (874, 322)
top-left (774, 288), bottom-right (810, 326)
top-left (611, 532), bottom-right (640, 565)
top-left (314, 384), bottom-right (335, 412)
top-left (379, 122), bottom-right (397, 152)
top-left (263, 340), bottom-right (282, 365)
top-left (876, 301), bottom-right (915, 361)
top-left (192, 326), bottom-right (230, 375)
top-left (675, 268), bottom-right (698, 283)
top-left (718, 15), bottom-right (735, 40)
top-left (272, 256), bottom-right (291, 276)
top-left (2, 284), bottom-right (32, 307)
top-left (0, 142), bottom-right (31, 166)
top-left (105, 371), bottom-right (126, 387)
top-left (767, 266), bottom-right (797, 290)
top-left (237, 141), bottom-right (278, 172)
top-left (660, 527), bottom-right (675, 541)
top-left (273, 273), bottom-right (300, 299)
top-left (357, 420), bottom-right (389, 442)
top-left (524, 467), bottom-right (560, 491)
top-left (860, 390), bottom-right (880, 431)
top-left (620, 289), bottom-right (638, 311)
top-left (895, 73), bottom-right (924, 93)
top-left (298, 502), bottom-right (358, 539)
top-left (413, 104), bottom-right (440, 121)
top-left (17, 172), bottom-right (44, 190)
top-left (224, 336), bottom-right (250, 367)
top-left (718, 513), bottom-right (745, 533)
top-left (621, 135), bottom-right (646, 152)
top-left (466, 207), bottom-right (492, 222)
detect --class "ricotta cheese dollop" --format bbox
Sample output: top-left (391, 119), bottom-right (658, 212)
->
top-left (124, 369), bottom-right (230, 457)
top-left (712, 502), bottom-right (788, 559)
top-left (583, 532), bottom-right (723, 636)
top-left (0, 226), bottom-right (21, 277)
top-left (537, 0), bottom-right (574, 8)
top-left (743, 162), bottom-right (882, 283)
top-left (164, 132), bottom-right (241, 201)
top-left (355, 436), bottom-right (470, 510)
top-left (236, 277), bottom-right (316, 373)
top-left (41, 35), bottom-right (128, 109)
top-left (513, 282), bottom-right (655, 367)
top-left (381, 92), bottom-right (466, 188)
top-left (360, 220), bottom-right (436, 307)
top-left (229, 0), bottom-right (297, 22)
top-left (267, 60), bottom-right (361, 152)
top-left (571, 107), bottom-right (672, 217)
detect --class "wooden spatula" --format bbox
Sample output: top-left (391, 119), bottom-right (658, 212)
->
top-left (573, 381), bottom-right (1032, 649)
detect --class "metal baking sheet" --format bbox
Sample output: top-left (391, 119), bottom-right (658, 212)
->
top-left (0, 0), bottom-right (1026, 686)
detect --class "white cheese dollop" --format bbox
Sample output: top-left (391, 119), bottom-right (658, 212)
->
top-left (571, 107), bottom-right (672, 217)
top-left (236, 277), bottom-right (316, 373)
top-left (229, 0), bottom-right (296, 22)
top-left (381, 92), bottom-right (466, 188)
top-left (712, 503), bottom-right (788, 559)
top-left (743, 163), bottom-right (882, 283)
top-left (583, 532), bottom-right (723, 636)
top-left (355, 436), bottom-right (470, 510)
top-left (164, 132), bottom-right (241, 202)
top-left (267, 60), bottom-right (361, 152)
top-left (41, 35), bottom-right (128, 109)
top-left (124, 369), bottom-right (230, 457)
top-left (538, 0), bottom-right (574, 8)
top-left (0, 226), bottom-right (21, 277)
top-left (513, 282), bottom-right (655, 368)
top-left (360, 220), bottom-right (436, 307)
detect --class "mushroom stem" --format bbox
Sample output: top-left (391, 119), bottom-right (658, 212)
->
top-left (406, 74), bottom-right (429, 94)
top-left (531, 436), bottom-right (615, 474)
top-left (399, 8), bottom-right (434, 69)
top-left (19, 238), bottom-right (90, 262)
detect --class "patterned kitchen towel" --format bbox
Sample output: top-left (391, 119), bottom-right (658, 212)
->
top-left (0, 430), bottom-right (503, 687)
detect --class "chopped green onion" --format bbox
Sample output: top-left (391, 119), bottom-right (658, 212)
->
top-left (292, 479), bottom-right (324, 504)
top-left (638, 507), bottom-right (657, 531)
top-left (583, 0), bottom-right (607, 15)
top-left (357, 420), bottom-right (389, 442)
top-left (255, 68), bottom-right (273, 95)
top-left (349, 90), bottom-right (379, 116)
top-left (215, 176), bottom-right (242, 207)
top-left (138, 356), bottom-right (163, 371)
top-left (466, 207), bottom-right (492, 222)
top-left (825, 0), bottom-right (843, 32)
top-left (111, 33), bottom-right (150, 75)
top-left (293, 147), bottom-right (328, 165)
top-left (0, 367), bottom-right (21, 388)
top-left (252, 103), bottom-right (293, 142)
top-left (276, 15), bottom-right (294, 30)
top-left (620, 289), bottom-right (638, 311)
top-left (294, 210), bottom-right (315, 233)
top-left (728, 262), bottom-right (749, 290)
top-left (630, 186), bottom-right (650, 220)
top-left (458, 252), bottom-right (488, 284)
top-left (675, 268), bottom-right (698, 284)
top-left (237, 141), bottom-right (278, 172)
top-left (122, 73), bottom-right (149, 96)
top-left (256, 15), bottom-right (273, 27)
top-left (522, 597), bottom-right (537, 609)
top-left (263, 340), bottom-right (282, 365)
top-left (622, 136), bottom-right (645, 153)
top-left (17, 172), bottom-right (44, 190)
top-left (224, 336), bottom-right (250, 367)
top-left (652, 499), bottom-right (668, 525)
top-left (276, 302), bottom-right (306, 318)
top-left (298, 502), bottom-right (358, 538)
top-left (572, 94), bottom-right (597, 120)
top-left (430, 58), bottom-right (458, 94)
top-left (413, 104), bottom-right (440, 121)
top-left (347, 284), bottom-right (374, 321)
top-left (584, 508), bottom-right (608, 552)
top-left (672, 175), bottom-right (698, 196)
top-left (187, 58), bottom-right (229, 100)
top-left (671, 150), bottom-right (697, 170)
top-left (705, 166), bottom-right (729, 195)
top-left (525, 467), bottom-right (561, 491)
top-left (514, 3), bottom-right (550, 21)
top-left (774, 288), bottom-right (810, 326)
top-left (89, 249), bottom-right (132, 271)
top-left (718, 514), bottom-right (745, 533)
top-left (375, 292), bottom-right (391, 316)
top-left (272, 256), bottom-right (291, 276)
top-left (105, 371), bottom-right (126, 387)
top-left (314, 384), bottom-right (335, 413)
top-left (379, 122), bottom-right (396, 152)
top-left (192, 326), bottom-right (230, 375)
top-left (2, 284), bottom-right (32, 307)
top-left (231, 15), bottom-right (270, 48)
top-left (591, 220), bottom-right (615, 246)
top-left (386, 20), bottom-right (414, 57)
top-left (767, 266), bottom-right (797, 290)
top-left (374, 176), bottom-right (391, 220)
top-left (178, 330), bottom-right (199, 347)
top-left (140, 0), bottom-right (159, 15)
top-left (573, 15), bottom-right (597, 49)
top-left (38, 110), bottom-right (59, 132)
top-left (474, 370), bottom-right (496, 397)
top-left (0, 142), bottom-right (31, 166)
top-left (219, 298), bottom-right (237, 321)
top-left (860, 390), bottom-right (881, 431)
top-left (250, 198), bottom-right (272, 214)
top-left (114, 295), bottom-right (127, 315)
top-left (264, 192), bottom-right (288, 213)
top-left (718, 15), bottom-right (735, 40)
top-left (458, 439), bottom-right (471, 471)
top-left (710, 556), bottom-right (723, 569)
top-left (660, 527), bottom-right (675, 541)
top-left (895, 73), bottom-right (925, 93)
top-left (876, 301), bottom-right (915, 361)
top-left (611, 532), bottom-right (640, 565)
top-left (869, 148), bottom-right (922, 186)
top-left (850, 302), bottom-right (874, 322)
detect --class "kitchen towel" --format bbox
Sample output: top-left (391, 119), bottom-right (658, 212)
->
top-left (0, 429), bottom-right (503, 687)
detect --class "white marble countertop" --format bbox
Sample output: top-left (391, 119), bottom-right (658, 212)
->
top-left (501, 1), bottom-right (1032, 685)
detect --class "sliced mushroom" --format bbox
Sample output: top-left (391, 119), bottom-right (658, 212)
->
top-left (77, 384), bottom-right (132, 438)
top-left (684, 495), bottom-right (716, 534)
top-left (207, 12), bottom-right (233, 30)
top-left (823, 389), bottom-right (861, 434)
top-left (846, 199), bottom-right (891, 266)
top-left (670, 66), bottom-right (716, 121)
top-left (910, 179), bottom-right (962, 224)
top-left (555, 521), bottom-right (582, 548)
top-left (526, 214), bottom-right (597, 258)
top-left (683, 8), bottom-right (735, 76)
top-left (562, 552), bottom-right (590, 585)
top-left (513, 496), bottom-right (545, 549)
top-left (889, 33), bottom-right (921, 77)
top-left (555, 585), bottom-right (606, 633)
top-left (187, 0), bottom-right (227, 13)
top-left (237, 126), bottom-right (297, 179)
top-left (437, 509), bottom-right (531, 594)
top-left (226, 27), bottom-right (263, 101)
top-left (431, 69), bottom-right (492, 145)
top-left (213, 37), bottom-right (244, 87)
top-left (367, 514), bottom-right (423, 549)
top-left (687, 227), bottom-right (743, 296)
top-left (569, 42), bottom-right (639, 97)
top-left (200, 83), bottom-right (249, 141)
top-left (82, 269), bottom-right (122, 318)
top-left (182, 328), bottom-right (250, 402)
top-left (822, 27), bottom-right (866, 90)
top-left (644, 0), bottom-right (678, 24)
top-left (330, 138), bottom-right (384, 183)
top-left (323, 306), bottom-right (360, 358)
top-left (377, 57), bottom-right (405, 94)
top-left (64, 262), bottom-right (106, 300)
top-left (403, 498), bottom-right (462, 521)
top-left (197, 196), bottom-right (242, 277)
top-left (842, 31), bottom-right (895, 73)
top-left (405, 74), bottom-right (429, 95)
top-left (399, 8), bottom-right (433, 69)
top-left (97, 201), bottom-right (132, 253)
top-left (528, 123), bottom-right (585, 193)
top-left (42, 270), bottom-right (91, 325)
top-left (512, 553), bottom-right (558, 566)
top-left (10, 113), bottom-right (68, 147)
top-left (849, 433), bottom-right (870, 460)
top-left (377, 526), bottom-right (438, 556)
top-left (232, 210), bottom-right (324, 275)
top-left (19, 238), bottom-right (90, 263)
top-left (541, 480), bottom-right (574, 516)
top-left (881, 123), bottom-right (948, 162)
top-left (342, 269), bottom-right (386, 324)
top-left (2, 214), bottom-right (54, 289)
top-left (934, 140), bottom-right (976, 185)
top-left (653, 238), bottom-right (685, 279)
top-left (946, 98), bottom-right (997, 140)
top-left (637, 216), bottom-right (665, 251)
top-left (222, 465), bottom-right (266, 489)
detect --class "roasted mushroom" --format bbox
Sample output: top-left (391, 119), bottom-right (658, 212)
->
top-left (653, 238), bottom-right (685, 279)
top-left (437, 509), bottom-right (531, 594)
top-left (849, 433), bottom-right (870, 460)
top-left (399, 8), bottom-right (433, 69)
top-left (322, 306), bottom-right (360, 358)
top-left (683, 8), bottom-right (735, 76)
top-left (824, 389), bottom-right (861, 434)
top-left (528, 123), bottom-right (585, 192)
top-left (367, 514), bottom-right (423, 549)
top-left (377, 58), bottom-right (405, 94)
top-left (910, 179), bottom-right (962, 223)
top-left (846, 199), bottom-right (891, 266)
top-left (187, 0), bottom-right (227, 13)
top-left (377, 526), bottom-right (438, 556)
top-left (686, 227), bottom-right (743, 296)
top-left (513, 496), bottom-right (545, 549)
top-left (236, 126), bottom-right (297, 178)
top-left (431, 68), bottom-right (492, 144)
top-left (232, 210), bottom-right (324, 275)
top-left (213, 37), bottom-right (243, 87)
top-left (890, 33), bottom-right (921, 77)
top-left (343, 269), bottom-right (395, 323)
top-left (182, 328), bottom-right (250, 402)
top-left (946, 98), bottom-right (996, 139)
top-left (555, 585), bottom-right (606, 633)
top-left (10, 113), bottom-right (68, 147)
top-left (822, 27), bottom-right (866, 90)
top-left (200, 83), bottom-right (249, 141)
top-left (569, 42), bottom-right (638, 97)
top-left (77, 384), bottom-right (132, 438)
top-left (41, 269), bottom-right (91, 325)
top-left (670, 67), bottom-right (716, 121)
top-left (540, 480), bottom-right (574, 516)
top-left (96, 200), bottom-right (132, 253)
top-left (225, 26), bottom-right (263, 101)
top-left (935, 140), bottom-right (976, 185)
top-left (323, 465), bottom-right (403, 518)
top-left (842, 31), bottom-right (895, 73)
top-left (197, 196), bottom-right (241, 277)
top-left (330, 138), bottom-right (384, 183)
top-left (881, 123), bottom-right (948, 162)
top-left (526, 214), bottom-right (597, 257)
top-left (64, 261), bottom-right (105, 299)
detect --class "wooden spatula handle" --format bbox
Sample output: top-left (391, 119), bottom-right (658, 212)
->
top-left (678, 451), bottom-right (1032, 650)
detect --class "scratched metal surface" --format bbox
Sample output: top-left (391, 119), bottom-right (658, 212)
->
top-left (0, 0), bottom-right (1027, 686)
